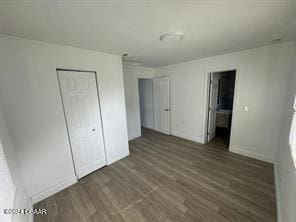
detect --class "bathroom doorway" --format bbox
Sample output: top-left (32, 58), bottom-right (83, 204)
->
top-left (206, 70), bottom-right (236, 150)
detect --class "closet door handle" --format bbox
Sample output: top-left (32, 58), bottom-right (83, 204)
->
top-left (92, 129), bottom-right (96, 132)
top-left (164, 109), bottom-right (170, 111)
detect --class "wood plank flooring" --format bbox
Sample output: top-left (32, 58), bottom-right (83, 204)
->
top-left (35, 128), bottom-right (276, 222)
top-left (207, 136), bottom-right (229, 151)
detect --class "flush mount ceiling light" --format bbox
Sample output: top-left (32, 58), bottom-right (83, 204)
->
top-left (160, 32), bottom-right (184, 43)
top-left (272, 38), bottom-right (282, 44)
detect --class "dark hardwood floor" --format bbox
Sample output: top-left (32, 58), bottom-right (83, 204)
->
top-left (35, 128), bottom-right (276, 222)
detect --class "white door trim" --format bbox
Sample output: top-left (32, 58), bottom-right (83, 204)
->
top-left (202, 66), bottom-right (240, 151)
top-left (56, 68), bottom-right (107, 179)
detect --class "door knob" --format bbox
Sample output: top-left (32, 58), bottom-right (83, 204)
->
top-left (164, 109), bottom-right (170, 111)
top-left (92, 129), bottom-right (96, 132)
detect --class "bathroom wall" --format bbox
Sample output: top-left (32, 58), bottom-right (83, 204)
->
top-left (217, 71), bottom-right (236, 110)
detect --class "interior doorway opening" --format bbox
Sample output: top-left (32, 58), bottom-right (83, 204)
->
top-left (138, 76), bottom-right (170, 136)
top-left (206, 70), bottom-right (236, 150)
top-left (138, 78), bottom-right (154, 135)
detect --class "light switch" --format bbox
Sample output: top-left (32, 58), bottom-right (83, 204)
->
top-left (244, 106), bottom-right (250, 112)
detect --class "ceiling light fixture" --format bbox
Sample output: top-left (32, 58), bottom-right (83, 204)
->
top-left (160, 32), bottom-right (184, 43)
top-left (272, 38), bottom-right (281, 44)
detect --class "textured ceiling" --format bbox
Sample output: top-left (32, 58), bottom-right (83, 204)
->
top-left (0, 0), bottom-right (295, 67)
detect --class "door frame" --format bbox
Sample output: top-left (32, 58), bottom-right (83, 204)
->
top-left (153, 75), bottom-right (170, 135)
top-left (56, 68), bottom-right (107, 179)
top-left (202, 66), bottom-right (240, 150)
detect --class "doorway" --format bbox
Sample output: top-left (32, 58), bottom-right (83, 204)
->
top-left (138, 78), bottom-right (154, 134)
top-left (57, 69), bottom-right (106, 179)
top-left (206, 70), bottom-right (236, 150)
top-left (138, 76), bottom-right (170, 135)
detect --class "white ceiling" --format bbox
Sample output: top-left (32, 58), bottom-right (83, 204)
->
top-left (0, 0), bottom-right (295, 67)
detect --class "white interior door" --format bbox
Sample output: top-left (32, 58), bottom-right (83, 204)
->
top-left (58, 70), bottom-right (106, 179)
top-left (208, 73), bottom-right (219, 141)
top-left (153, 76), bottom-right (170, 135)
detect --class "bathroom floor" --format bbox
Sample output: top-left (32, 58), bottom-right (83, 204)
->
top-left (208, 127), bottom-right (230, 150)
top-left (208, 135), bottom-right (229, 150)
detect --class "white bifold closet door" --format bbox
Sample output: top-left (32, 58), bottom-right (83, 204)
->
top-left (153, 76), bottom-right (170, 135)
top-left (57, 70), bottom-right (106, 179)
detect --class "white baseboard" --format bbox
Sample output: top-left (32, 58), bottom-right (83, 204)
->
top-left (128, 136), bottom-right (139, 141)
top-left (107, 151), bottom-right (129, 165)
top-left (273, 164), bottom-right (282, 222)
top-left (30, 176), bottom-right (77, 204)
top-left (171, 131), bottom-right (203, 143)
top-left (141, 125), bottom-right (154, 130)
top-left (230, 147), bottom-right (274, 163)
top-left (128, 132), bottom-right (141, 141)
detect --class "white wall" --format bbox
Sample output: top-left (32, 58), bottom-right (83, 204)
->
top-left (0, 102), bottom-right (32, 222)
top-left (139, 79), bottom-right (154, 129)
top-left (274, 41), bottom-right (296, 222)
top-left (155, 42), bottom-right (295, 163)
top-left (123, 65), bottom-right (154, 140)
top-left (0, 35), bottom-right (129, 203)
